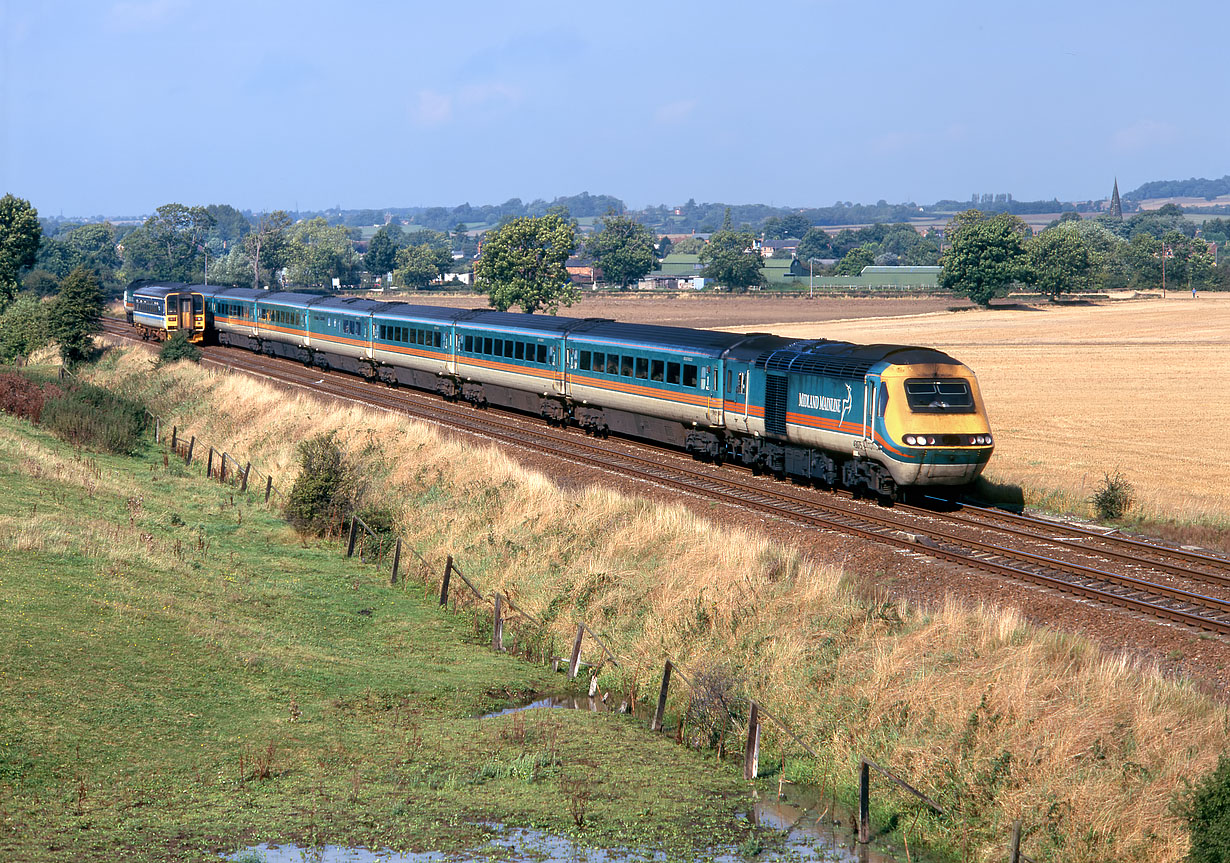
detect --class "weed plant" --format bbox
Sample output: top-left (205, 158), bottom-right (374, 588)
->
top-left (40, 380), bottom-right (147, 454)
top-left (157, 330), bottom-right (201, 364)
top-left (1090, 470), bottom-right (1135, 521)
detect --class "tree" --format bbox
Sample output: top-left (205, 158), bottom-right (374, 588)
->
top-left (49, 266), bottom-right (103, 367)
top-left (779, 212), bottom-right (811, 239)
top-left (365, 224), bottom-right (404, 277)
top-left (393, 243), bottom-right (451, 288)
top-left (940, 210), bottom-right (1031, 307)
top-left (833, 245), bottom-right (876, 276)
top-left (672, 236), bottom-right (705, 255)
top-left (204, 204), bottom-right (251, 247)
top-left (1184, 754), bottom-right (1230, 863)
top-left (1028, 224), bottom-right (1095, 299)
top-left (657, 235), bottom-right (673, 258)
top-left (0, 293), bottom-right (50, 361)
top-left (476, 214), bottom-right (577, 314)
top-left (0, 194), bottom-right (42, 309)
top-left (145, 203), bottom-right (214, 280)
top-left (286, 217), bottom-right (360, 288)
top-left (243, 210), bottom-right (292, 290)
top-left (587, 213), bottom-right (656, 289)
top-left (700, 209), bottom-right (764, 291)
top-left (796, 227), bottom-right (834, 265)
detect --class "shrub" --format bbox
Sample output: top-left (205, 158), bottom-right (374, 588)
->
top-left (41, 382), bottom-right (148, 454)
top-left (0, 293), bottom-right (51, 362)
top-left (0, 371), bottom-right (52, 422)
top-left (1090, 470), bottom-right (1134, 521)
top-left (158, 331), bottom-right (201, 364)
top-left (285, 432), bottom-right (357, 536)
top-left (1184, 754), bottom-right (1230, 863)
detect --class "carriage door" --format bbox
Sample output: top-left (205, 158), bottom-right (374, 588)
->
top-left (862, 377), bottom-right (877, 443)
top-left (703, 364), bottom-right (722, 424)
top-left (178, 295), bottom-right (195, 336)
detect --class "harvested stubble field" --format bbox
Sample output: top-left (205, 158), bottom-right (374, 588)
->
top-left (72, 347), bottom-right (1230, 863)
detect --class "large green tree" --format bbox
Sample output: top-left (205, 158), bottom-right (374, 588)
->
top-left (49, 266), bottom-right (103, 367)
top-left (700, 209), bottom-right (764, 291)
top-left (940, 210), bottom-right (1031, 307)
top-left (393, 243), bottom-right (452, 288)
top-left (145, 203), bottom-right (214, 281)
top-left (476, 214), bottom-right (577, 313)
top-left (244, 211), bottom-right (293, 289)
top-left (1028, 224), bottom-right (1095, 300)
top-left (0, 194), bottom-right (42, 309)
top-left (587, 213), bottom-right (655, 289)
top-left (286, 218), bottom-right (360, 288)
top-left (364, 224), bottom-right (404, 277)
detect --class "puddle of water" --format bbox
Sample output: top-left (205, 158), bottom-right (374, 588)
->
top-left (228, 803), bottom-right (904, 863)
top-left (479, 693), bottom-right (637, 719)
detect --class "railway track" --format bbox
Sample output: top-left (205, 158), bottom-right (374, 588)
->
top-left (102, 319), bottom-right (1230, 638)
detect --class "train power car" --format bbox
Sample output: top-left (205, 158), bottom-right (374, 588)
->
top-left (125, 283), bottom-right (206, 343)
top-left (138, 284), bottom-right (993, 500)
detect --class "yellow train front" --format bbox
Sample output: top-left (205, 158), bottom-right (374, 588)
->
top-left (722, 339), bottom-right (993, 501)
top-left (126, 284), bottom-right (207, 343)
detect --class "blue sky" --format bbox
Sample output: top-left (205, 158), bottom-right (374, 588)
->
top-left (2, 0), bottom-right (1227, 218)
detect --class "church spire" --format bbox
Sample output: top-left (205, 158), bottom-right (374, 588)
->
top-left (1109, 178), bottom-right (1122, 220)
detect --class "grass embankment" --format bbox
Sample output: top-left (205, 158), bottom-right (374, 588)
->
top-left (0, 388), bottom-right (761, 860)
top-left (76, 347), bottom-right (1230, 863)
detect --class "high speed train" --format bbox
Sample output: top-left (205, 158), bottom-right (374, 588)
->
top-left (127, 282), bottom-right (994, 501)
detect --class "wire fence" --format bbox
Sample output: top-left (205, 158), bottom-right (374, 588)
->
top-left (152, 419), bottom-right (1038, 862)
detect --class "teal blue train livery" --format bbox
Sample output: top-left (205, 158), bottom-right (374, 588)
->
top-left (131, 285), bottom-right (993, 502)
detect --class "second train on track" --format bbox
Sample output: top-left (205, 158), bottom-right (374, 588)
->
top-left (126, 282), bottom-right (994, 500)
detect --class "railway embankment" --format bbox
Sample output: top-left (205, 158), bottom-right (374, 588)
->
top-left (47, 347), bottom-right (1230, 861)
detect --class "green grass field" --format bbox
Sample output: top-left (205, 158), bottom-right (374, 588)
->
top-left (0, 412), bottom-right (760, 862)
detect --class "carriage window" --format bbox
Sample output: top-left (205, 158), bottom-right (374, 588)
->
top-left (483, 337), bottom-right (492, 355)
top-left (536, 345), bottom-right (548, 364)
top-left (683, 364), bottom-right (698, 388)
top-left (635, 358), bottom-right (649, 379)
top-left (667, 362), bottom-right (681, 385)
top-left (878, 384), bottom-right (889, 417)
top-left (651, 360), bottom-right (664, 382)
top-left (578, 350), bottom-right (591, 370)
top-left (618, 355), bottom-right (632, 377)
top-left (434, 332), bottom-right (442, 348)
top-left (591, 351), bottom-right (604, 372)
top-left (419, 330), bottom-right (427, 346)
top-left (464, 335), bottom-right (473, 352)
top-left (515, 342), bottom-right (526, 360)
top-left (904, 379), bottom-right (974, 413)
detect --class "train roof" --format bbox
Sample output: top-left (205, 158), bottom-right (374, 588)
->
top-left (756, 340), bottom-right (963, 378)
top-left (199, 286), bottom-right (265, 301)
top-left (131, 283), bottom-right (191, 299)
top-left (573, 320), bottom-right (747, 357)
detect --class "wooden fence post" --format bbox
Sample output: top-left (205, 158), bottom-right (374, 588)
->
top-left (346, 516), bottom-right (359, 558)
top-left (567, 624), bottom-right (585, 679)
top-left (219, 454), bottom-right (227, 482)
top-left (859, 759), bottom-right (871, 844)
top-left (390, 539), bottom-right (401, 585)
top-left (264, 474), bottom-right (272, 503)
top-left (240, 462), bottom-right (251, 492)
top-left (439, 555), bottom-right (453, 606)
top-left (651, 661), bottom-right (673, 732)
top-left (1009, 820), bottom-right (1021, 863)
top-left (744, 701), bottom-right (761, 780)
top-left (154, 417), bottom-right (160, 443)
top-left (206, 447), bottom-right (214, 478)
top-left (493, 592), bottom-right (504, 651)
top-left (185, 436), bottom-right (195, 466)
top-left (171, 426), bottom-right (177, 449)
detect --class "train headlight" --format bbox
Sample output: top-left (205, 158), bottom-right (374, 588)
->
top-left (904, 435), bottom-right (917, 445)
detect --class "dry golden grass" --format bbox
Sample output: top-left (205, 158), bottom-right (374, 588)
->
top-left (81, 346), bottom-right (1230, 862)
top-left (750, 295), bottom-right (1230, 526)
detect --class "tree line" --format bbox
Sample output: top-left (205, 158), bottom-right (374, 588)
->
top-left (941, 204), bottom-right (1226, 306)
